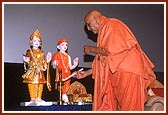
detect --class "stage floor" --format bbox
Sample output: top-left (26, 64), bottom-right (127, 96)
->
top-left (4, 102), bottom-right (92, 111)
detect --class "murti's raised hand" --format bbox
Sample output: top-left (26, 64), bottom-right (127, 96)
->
top-left (73, 57), bottom-right (79, 67)
top-left (46, 52), bottom-right (52, 63)
top-left (23, 55), bottom-right (30, 62)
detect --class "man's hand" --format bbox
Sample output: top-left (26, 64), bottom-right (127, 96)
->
top-left (84, 45), bottom-right (93, 54)
top-left (73, 69), bottom-right (92, 79)
top-left (73, 71), bottom-right (87, 79)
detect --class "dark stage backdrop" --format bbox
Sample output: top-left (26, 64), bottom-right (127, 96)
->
top-left (3, 3), bottom-right (165, 72)
top-left (3, 63), bottom-right (164, 111)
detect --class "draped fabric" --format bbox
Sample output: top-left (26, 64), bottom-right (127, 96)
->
top-left (52, 52), bottom-right (71, 94)
top-left (22, 48), bottom-right (48, 84)
top-left (22, 48), bottom-right (51, 100)
top-left (92, 16), bottom-right (156, 111)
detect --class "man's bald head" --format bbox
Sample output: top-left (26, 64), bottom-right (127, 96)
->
top-left (84, 10), bottom-right (104, 34)
top-left (84, 10), bottom-right (103, 22)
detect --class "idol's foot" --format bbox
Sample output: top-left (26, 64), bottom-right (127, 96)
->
top-left (36, 98), bottom-right (45, 102)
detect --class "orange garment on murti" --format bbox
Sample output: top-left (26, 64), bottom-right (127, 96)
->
top-left (52, 52), bottom-right (71, 94)
top-left (22, 48), bottom-right (49, 100)
top-left (92, 16), bottom-right (156, 111)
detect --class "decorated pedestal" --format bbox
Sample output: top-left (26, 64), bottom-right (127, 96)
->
top-left (66, 81), bottom-right (93, 104)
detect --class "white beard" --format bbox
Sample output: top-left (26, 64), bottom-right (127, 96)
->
top-left (93, 31), bottom-right (98, 34)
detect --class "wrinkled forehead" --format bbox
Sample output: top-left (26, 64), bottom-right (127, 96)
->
top-left (84, 14), bottom-right (91, 23)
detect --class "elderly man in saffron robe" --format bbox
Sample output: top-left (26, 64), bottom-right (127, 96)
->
top-left (74, 10), bottom-right (156, 111)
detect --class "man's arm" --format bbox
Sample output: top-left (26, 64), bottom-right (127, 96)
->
top-left (84, 45), bottom-right (108, 56)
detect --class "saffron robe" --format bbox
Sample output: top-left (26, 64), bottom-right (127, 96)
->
top-left (52, 52), bottom-right (71, 94)
top-left (92, 16), bottom-right (156, 111)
